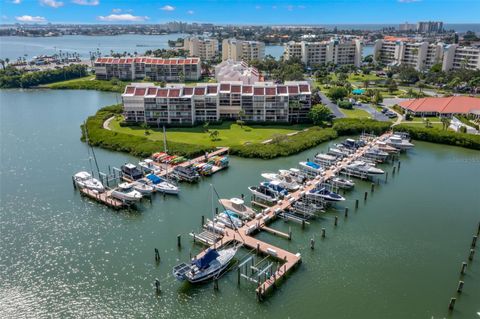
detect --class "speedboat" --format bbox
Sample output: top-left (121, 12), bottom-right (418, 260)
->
top-left (309, 187), bottom-right (345, 202)
top-left (138, 159), bottom-right (162, 175)
top-left (386, 135), bottom-right (414, 150)
top-left (218, 198), bottom-right (255, 220)
top-left (121, 163), bottom-right (143, 181)
top-left (279, 168), bottom-right (306, 184)
top-left (146, 174), bottom-right (179, 195)
top-left (173, 245), bottom-right (239, 283)
top-left (344, 161), bottom-right (385, 176)
top-left (110, 182), bottom-right (143, 202)
top-left (364, 147), bottom-right (389, 162)
top-left (260, 181), bottom-right (289, 197)
top-left (73, 171), bottom-right (105, 192)
top-left (314, 153), bottom-right (338, 167)
top-left (331, 176), bottom-right (355, 189)
top-left (328, 147), bottom-right (349, 158)
top-left (376, 141), bottom-right (398, 154)
top-left (173, 166), bottom-right (200, 183)
top-left (393, 131), bottom-right (411, 141)
top-left (298, 161), bottom-right (323, 178)
top-left (131, 180), bottom-right (155, 195)
top-left (248, 185), bottom-right (279, 204)
top-left (261, 172), bottom-right (299, 191)
top-left (216, 210), bottom-right (243, 229)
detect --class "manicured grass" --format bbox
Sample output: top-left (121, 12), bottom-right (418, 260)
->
top-left (348, 73), bottom-right (381, 83)
top-left (404, 116), bottom-right (441, 123)
top-left (109, 117), bottom-right (310, 147)
top-left (46, 76), bottom-right (130, 92)
top-left (399, 122), bottom-right (444, 130)
top-left (340, 108), bottom-right (372, 119)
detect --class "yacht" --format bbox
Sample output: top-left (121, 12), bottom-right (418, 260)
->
top-left (278, 168), bottom-right (306, 184)
top-left (393, 131), bottom-right (411, 141)
top-left (344, 161), bottom-right (385, 176)
top-left (314, 153), bottom-right (338, 167)
top-left (261, 172), bottom-right (299, 191)
top-left (376, 141), bottom-right (399, 154)
top-left (111, 182), bottom-right (143, 202)
top-left (130, 180), bottom-right (155, 195)
top-left (364, 147), bottom-right (389, 162)
top-left (248, 185), bottom-right (279, 204)
top-left (216, 210), bottom-right (243, 229)
top-left (331, 176), bottom-right (355, 189)
top-left (146, 174), bottom-right (179, 195)
top-left (309, 187), bottom-right (345, 202)
top-left (386, 135), bottom-right (414, 150)
top-left (260, 181), bottom-right (289, 198)
top-left (328, 147), bottom-right (349, 158)
top-left (121, 163), bottom-right (143, 181)
top-left (173, 166), bottom-right (200, 183)
top-left (138, 159), bottom-right (162, 175)
top-left (73, 171), bottom-right (105, 193)
top-left (173, 246), bottom-right (239, 284)
top-left (298, 161), bottom-right (323, 178)
top-left (218, 198), bottom-right (256, 220)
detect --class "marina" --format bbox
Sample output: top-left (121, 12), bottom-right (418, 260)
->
top-left (1, 89), bottom-right (480, 318)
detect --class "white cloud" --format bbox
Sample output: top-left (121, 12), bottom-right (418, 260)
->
top-left (72, 0), bottom-right (99, 5)
top-left (97, 14), bottom-right (149, 22)
top-left (15, 15), bottom-right (47, 23)
top-left (398, 0), bottom-right (421, 2)
top-left (12, 0), bottom-right (21, 4)
top-left (186, 10), bottom-right (194, 15)
top-left (40, 0), bottom-right (64, 8)
top-left (112, 8), bottom-right (122, 13)
top-left (160, 5), bottom-right (175, 11)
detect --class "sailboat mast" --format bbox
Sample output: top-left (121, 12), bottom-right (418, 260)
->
top-left (211, 184), bottom-right (215, 236)
top-left (84, 121), bottom-right (100, 177)
top-left (163, 126), bottom-right (168, 179)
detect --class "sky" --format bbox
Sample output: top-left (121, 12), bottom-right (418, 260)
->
top-left (1, 0), bottom-right (479, 25)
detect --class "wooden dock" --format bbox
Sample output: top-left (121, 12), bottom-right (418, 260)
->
top-left (79, 188), bottom-right (125, 209)
top-left (194, 132), bottom-right (393, 300)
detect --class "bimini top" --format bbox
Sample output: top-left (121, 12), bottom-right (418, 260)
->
top-left (306, 162), bottom-right (321, 169)
top-left (146, 174), bottom-right (161, 184)
top-left (230, 197), bottom-right (245, 206)
top-left (195, 248), bottom-right (219, 269)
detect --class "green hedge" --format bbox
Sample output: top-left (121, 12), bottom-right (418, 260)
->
top-left (395, 125), bottom-right (480, 150)
top-left (0, 64), bottom-right (87, 88)
top-left (83, 104), bottom-right (212, 158)
top-left (230, 128), bottom-right (338, 159)
top-left (333, 118), bottom-right (391, 135)
top-left (49, 79), bottom-right (127, 93)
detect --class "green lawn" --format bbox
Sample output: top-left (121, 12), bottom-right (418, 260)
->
top-left (340, 108), bottom-right (372, 119)
top-left (400, 121), bottom-right (444, 130)
top-left (348, 73), bottom-right (381, 83)
top-left (109, 118), bottom-right (311, 147)
top-left (404, 116), bottom-right (441, 123)
top-left (43, 75), bottom-right (95, 86)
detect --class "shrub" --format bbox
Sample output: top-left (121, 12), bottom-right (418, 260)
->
top-left (338, 100), bottom-right (353, 109)
top-left (332, 118), bottom-right (391, 135)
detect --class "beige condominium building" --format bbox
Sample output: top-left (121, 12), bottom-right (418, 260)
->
top-left (283, 39), bottom-right (363, 67)
top-left (122, 81), bottom-right (311, 125)
top-left (373, 39), bottom-right (480, 71)
top-left (221, 38), bottom-right (266, 62)
top-left (94, 57), bottom-right (201, 82)
top-left (183, 36), bottom-right (219, 60)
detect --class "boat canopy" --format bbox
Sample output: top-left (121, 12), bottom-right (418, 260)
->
top-left (230, 198), bottom-right (244, 205)
top-left (74, 171), bottom-right (91, 179)
top-left (146, 174), bottom-right (161, 184)
top-left (195, 249), bottom-right (219, 269)
top-left (306, 162), bottom-right (321, 169)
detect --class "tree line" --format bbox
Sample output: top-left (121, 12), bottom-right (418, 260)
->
top-left (0, 64), bottom-right (88, 88)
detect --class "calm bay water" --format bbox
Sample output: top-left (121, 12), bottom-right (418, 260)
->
top-left (1, 89), bottom-right (480, 318)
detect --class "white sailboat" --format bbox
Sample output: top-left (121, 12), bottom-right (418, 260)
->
top-left (73, 171), bottom-right (105, 192)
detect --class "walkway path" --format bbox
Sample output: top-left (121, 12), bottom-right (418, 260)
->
top-left (103, 116), bottom-right (114, 131)
top-left (318, 92), bottom-right (345, 118)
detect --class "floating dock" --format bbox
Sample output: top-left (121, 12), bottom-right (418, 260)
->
top-left (194, 132), bottom-right (394, 300)
top-left (78, 188), bottom-right (126, 209)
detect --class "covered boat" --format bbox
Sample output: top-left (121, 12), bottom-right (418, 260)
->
top-left (308, 187), bottom-right (345, 202)
top-left (218, 198), bottom-right (255, 220)
top-left (298, 161), bottom-right (323, 178)
top-left (146, 173), bottom-right (179, 194)
top-left (73, 171), bottom-right (105, 193)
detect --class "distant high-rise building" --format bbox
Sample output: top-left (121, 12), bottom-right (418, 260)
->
top-left (399, 22), bottom-right (416, 32)
top-left (416, 21), bottom-right (443, 33)
top-left (183, 37), bottom-right (219, 60)
top-left (221, 38), bottom-right (265, 62)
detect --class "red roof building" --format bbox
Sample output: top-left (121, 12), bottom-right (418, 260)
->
top-left (399, 96), bottom-right (480, 116)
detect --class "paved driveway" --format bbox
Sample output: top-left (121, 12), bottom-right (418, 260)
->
top-left (318, 92), bottom-right (345, 118)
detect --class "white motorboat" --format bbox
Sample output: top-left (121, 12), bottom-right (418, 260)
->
top-left (298, 161), bottom-right (323, 178)
top-left (138, 159), bottom-right (162, 175)
top-left (344, 161), bottom-right (385, 176)
top-left (314, 153), bottom-right (338, 167)
top-left (248, 185), bottom-right (279, 204)
top-left (364, 147), bottom-right (389, 162)
top-left (173, 245), bottom-right (239, 283)
top-left (260, 181), bottom-right (289, 197)
top-left (111, 182), bottom-right (143, 202)
top-left (308, 187), bottom-right (345, 202)
top-left (146, 174), bottom-right (180, 195)
top-left (328, 147), bottom-right (349, 158)
top-left (279, 168), bottom-right (306, 184)
top-left (386, 135), bottom-right (414, 150)
top-left (218, 198), bottom-right (255, 220)
top-left (216, 210), bottom-right (243, 229)
top-left (331, 176), bottom-right (355, 189)
top-left (261, 172), bottom-right (300, 191)
top-left (131, 180), bottom-right (155, 195)
top-left (376, 141), bottom-right (399, 153)
top-left (73, 171), bottom-right (105, 193)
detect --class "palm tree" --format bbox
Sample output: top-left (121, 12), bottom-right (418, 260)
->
top-left (5, 58), bottom-right (9, 66)
top-left (440, 117), bottom-right (451, 130)
top-left (0, 59), bottom-right (5, 70)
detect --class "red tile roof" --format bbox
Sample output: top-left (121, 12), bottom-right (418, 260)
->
top-left (299, 84), bottom-right (310, 93)
top-left (242, 85), bottom-right (253, 94)
top-left (194, 87), bottom-right (206, 96)
top-left (146, 87), bottom-right (157, 95)
top-left (231, 85), bottom-right (241, 93)
top-left (183, 87), bottom-right (194, 95)
top-left (220, 83), bottom-right (231, 92)
top-left (254, 87), bottom-right (264, 96)
top-left (399, 96), bottom-right (480, 114)
top-left (134, 88), bottom-right (146, 96)
top-left (124, 86), bottom-right (135, 94)
top-left (97, 57), bottom-right (200, 65)
top-left (288, 86), bottom-right (299, 94)
top-left (265, 87), bottom-right (276, 96)
top-left (168, 89), bottom-right (181, 98)
top-left (277, 86), bottom-right (287, 94)
top-left (156, 89), bottom-right (169, 97)
top-left (207, 86), bottom-right (218, 94)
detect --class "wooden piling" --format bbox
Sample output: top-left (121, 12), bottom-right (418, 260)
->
top-left (301, 219), bottom-right (305, 229)
top-left (385, 172), bottom-right (388, 183)
top-left (461, 262), bottom-right (467, 275)
top-left (214, 278), bottom-right (219, 291)
top-left (344, 207), bottom-right (349, 218)
top-left (392, 166), bottom-right (396, 175)
top-left (477, 221), bottom-right (480, 236)
top-left (371, 183), bottom-right (375, 192)
top-left (334, 216), bottom-right (338, 226)
top-left (321, 228), bottom-right (326, 238)
top-left (237, 268), bottom-right (241, 285)
top-left (469, 249), bottom-right (475, 261)
top-left (177, 234), bottom-right (181, 248)
top-left (471, 235), bottom-right (477, 248)
top-left (397, 161), bottom-right (401, 171)
top-left (355, 199), bottom-right (359, 209)
top-left (310, 237), bottom-right (315, 250)
top-left (288, 227), bottom-right (292, 240)
top-left (457, 281), bottom-right (464, 293)
top-left (155, 279), bottom-right (161, 294)
top-left (448, 297), bottom-right (456, 311)
top-left (154, 248), bottom-right (160, 263)
top-left (364, 191), bottom-right (368, 201)
top-left (201, 215), bottom-right (205, 226)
